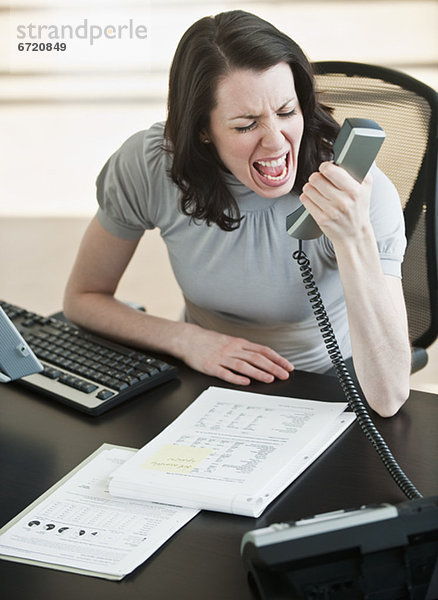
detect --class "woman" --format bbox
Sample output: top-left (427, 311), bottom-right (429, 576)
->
top-left (64, 10), bottom-right (411, 417)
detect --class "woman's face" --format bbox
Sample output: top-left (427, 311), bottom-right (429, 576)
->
top-left (207, 62), bottom-right (304, 197)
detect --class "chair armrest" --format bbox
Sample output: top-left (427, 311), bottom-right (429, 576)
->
top-left (411, 347), bottom-right (428, 373)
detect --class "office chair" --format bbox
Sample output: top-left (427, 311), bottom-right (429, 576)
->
top-left (312, 61), bottom-right (438, 373)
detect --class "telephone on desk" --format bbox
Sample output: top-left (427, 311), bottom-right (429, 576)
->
top-left (241, 495), bottom-right (438, 600)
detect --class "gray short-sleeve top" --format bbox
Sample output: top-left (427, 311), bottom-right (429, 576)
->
top-left (96, 122), bottom-right (407, 373)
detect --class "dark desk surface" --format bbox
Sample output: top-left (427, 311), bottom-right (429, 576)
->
top-left (1, 364), bottom-right (437, 599)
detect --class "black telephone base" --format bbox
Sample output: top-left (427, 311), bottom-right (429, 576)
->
top-left (241, 495), bottom-right (438, 600)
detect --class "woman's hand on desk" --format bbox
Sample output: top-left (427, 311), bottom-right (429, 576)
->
top-left (173, 323), bottom-right (294, 385)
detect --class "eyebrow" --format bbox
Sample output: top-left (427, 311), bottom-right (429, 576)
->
top-left (229, 98), bottom-right (296, 121)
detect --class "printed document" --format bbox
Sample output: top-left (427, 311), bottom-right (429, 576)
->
top-left (109, 387), bottom-right (356, 517)
top-left (0, 444), bottom-right (199, 579)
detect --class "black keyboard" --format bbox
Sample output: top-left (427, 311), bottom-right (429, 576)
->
top-left (1, 300), bottom-right (178, 415)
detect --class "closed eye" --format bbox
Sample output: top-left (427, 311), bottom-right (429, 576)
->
top-left (235, 108), bottom-right (296, 132)
top-left (235, 121), bottom-right (257, 133)
top-left (278, 109), bottom-right (296, 118)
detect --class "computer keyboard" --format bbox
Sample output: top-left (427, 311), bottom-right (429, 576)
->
top-left (1, 300), bottom-right (178, 415)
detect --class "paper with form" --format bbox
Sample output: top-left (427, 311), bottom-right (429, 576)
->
top-left (0, 444), bottom-right (199, 579)
top-left (109, 387), bottom-right (356, 517)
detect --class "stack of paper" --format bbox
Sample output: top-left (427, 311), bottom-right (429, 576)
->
top-left (109, 387), bottom-right (356, 517)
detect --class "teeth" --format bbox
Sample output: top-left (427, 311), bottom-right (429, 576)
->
top-left (262, 165), bottom-right (288, 181)
top-left (256, 154), bottom-right (287, 168)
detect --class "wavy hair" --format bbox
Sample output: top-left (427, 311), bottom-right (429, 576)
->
top-left (164, 10), bottom-right (339, 231)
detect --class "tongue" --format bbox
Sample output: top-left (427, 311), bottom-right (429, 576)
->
top-left (255, 161), bottom-right (284, 178)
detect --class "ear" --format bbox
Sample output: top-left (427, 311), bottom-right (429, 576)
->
top-left (199, 129), bottom-right (211, 144)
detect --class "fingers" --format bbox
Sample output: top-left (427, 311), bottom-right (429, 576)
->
top-left (320, 161), bottom-right (374, 188)
top-left (302, 163), bottom-right (359, 206)
top-left (197, 335), bottom-right (294, 386)
top-left (212, 365), bottom-right (252, 386)
top-left (300, 162), bottom-right (373, 240)
top-left (226, 341), bottom-right (293, 382)
top-left (319, 161), bottom-right (359, 189)
top-left (181, 325), bottom-right (294, 386)
top-left (220, 355), bottom-right (282, 385)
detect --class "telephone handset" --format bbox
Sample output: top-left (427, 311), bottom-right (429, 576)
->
top-left (286, 117), bottom-right (386, 240)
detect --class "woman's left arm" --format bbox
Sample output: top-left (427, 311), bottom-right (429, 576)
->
top-left (300, 162), bottom-right (411, 417)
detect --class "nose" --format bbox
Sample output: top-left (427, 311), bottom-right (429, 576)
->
top-left (260, 121), bottom-right (285, 151)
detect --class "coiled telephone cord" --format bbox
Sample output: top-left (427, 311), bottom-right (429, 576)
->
top-left (293, 240), bottom-right (422, 500)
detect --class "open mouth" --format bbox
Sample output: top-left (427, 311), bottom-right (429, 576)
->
top-left (253, 152), bottom-right (290, 183)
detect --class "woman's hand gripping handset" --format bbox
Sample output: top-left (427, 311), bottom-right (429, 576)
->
top-left (63, 217), bottom-right (293, 387)
top-left (300, 160), bottom-right (373, 244)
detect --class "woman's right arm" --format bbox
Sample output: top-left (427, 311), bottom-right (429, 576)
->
top-left (63, 215), bottom-right (184, 355)
top-left (64, 216), bottom-right (293, 385)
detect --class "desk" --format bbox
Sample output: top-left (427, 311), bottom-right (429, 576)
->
top-left (1, 364), bottom-right (437, 599)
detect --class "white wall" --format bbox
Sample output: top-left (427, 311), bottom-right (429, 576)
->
top-left (1, 0), bottom-right (437, 216)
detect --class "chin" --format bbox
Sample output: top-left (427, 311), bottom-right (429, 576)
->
top-left (257, 183), bottom-right (294, 198)
top-left (250, 174), bottom-right (296, 198)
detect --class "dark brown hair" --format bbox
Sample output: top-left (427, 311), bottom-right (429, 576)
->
top-left (164, 10), bottom-right (338, 231)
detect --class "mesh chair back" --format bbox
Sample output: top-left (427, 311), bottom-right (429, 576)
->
top-left (313, 62), bottom-right (438, 351)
